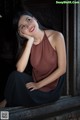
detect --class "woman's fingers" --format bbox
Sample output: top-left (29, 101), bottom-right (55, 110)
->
top-left (26, 82), bottom-right (38, 91)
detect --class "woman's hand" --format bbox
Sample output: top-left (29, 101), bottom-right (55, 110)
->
top-left (18, 29), bottom-right (34, 40)
top-left (18, 30), bottom-right (34, 45)
top-left (26, 82), bottom-right (40, 91)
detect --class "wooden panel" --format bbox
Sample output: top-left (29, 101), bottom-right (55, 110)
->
top-left (42, 110), bottom-right (80, 120)
top-left (68, 5), bottom-right (80, 96)
top-left (0, 96), bottom-right (80, 120)
top-left (69, 3), bottom-right (80, 95)
top-left (65, 4), bottom-right (69, 95)
top-left (77, 2), bottom-right (80, 95)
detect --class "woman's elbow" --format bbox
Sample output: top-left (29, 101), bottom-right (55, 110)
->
top-left (16, 68), bottom-right (23, 73)
top-left (61, 66), bottom-right (66, 75)
top-left (58, 64), bottom-right (66, 75)
top-left (62, 68), bottom-right (66, 74)
top-left (16, 65), bottom-right (24, 73)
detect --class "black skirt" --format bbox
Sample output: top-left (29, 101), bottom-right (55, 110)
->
top-left (4, 71), bottom-right (65, 107)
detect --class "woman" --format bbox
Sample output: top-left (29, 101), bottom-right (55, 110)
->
top-left (0, 11), bottom-right (66, 107)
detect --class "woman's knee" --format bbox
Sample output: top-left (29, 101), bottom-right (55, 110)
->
top-left (6, 70), bottom-right (23, 84)
top-left (8, 70), bottom-right (33, 85)
top-left (10, 70), bottom-right (24, 77)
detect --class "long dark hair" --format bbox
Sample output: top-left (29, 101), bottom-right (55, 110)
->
top-left (13, 10), bottom-right (46, 60)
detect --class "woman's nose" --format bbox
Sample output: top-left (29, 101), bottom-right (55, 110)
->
top-left (25, 24), bottom-right (29, 28)
top-left (25, 24), bottom-right (31, 29)
top-left (27, 23), bottom-right (32, 28)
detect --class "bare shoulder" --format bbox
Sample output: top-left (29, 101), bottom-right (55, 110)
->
top-left (45, 30), bottom-right (54, 37)
top-left (45, 29), bottom-right (64, 44)
top-left (45, 30), bottom-right (64, 40)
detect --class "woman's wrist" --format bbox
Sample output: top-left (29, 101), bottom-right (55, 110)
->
top-left (27, 38), bottom-right (34, 46)
top-left (37, 81), bottom-right (44, 89)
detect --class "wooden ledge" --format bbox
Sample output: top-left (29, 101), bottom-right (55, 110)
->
top-left (0, 96), bottom-right (80, 120)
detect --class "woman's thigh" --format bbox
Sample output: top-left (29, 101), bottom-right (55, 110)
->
top-left (4, 71), bottom-right (34, 106)
top-left (5, 71), bottom-right (65, 106)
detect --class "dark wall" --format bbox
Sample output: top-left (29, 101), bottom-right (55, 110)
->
top-left (0, 0), bottom-right (17, 101)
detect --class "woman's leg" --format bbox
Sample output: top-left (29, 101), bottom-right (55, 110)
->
top-left (4, 71), bottom-right (35, 107)
top-left (4, 71), bottom-right (65, 107)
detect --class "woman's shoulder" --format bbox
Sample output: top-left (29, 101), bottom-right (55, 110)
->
top-left (45, 29), bottom-right (64, 39)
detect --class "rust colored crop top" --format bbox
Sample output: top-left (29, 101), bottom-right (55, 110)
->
top-left (30, 31), bottom-right (59, 92)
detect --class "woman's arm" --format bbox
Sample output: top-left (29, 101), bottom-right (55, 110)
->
top-left (26, 32), bottom-right (66, 90)
top-left (16, 38), bottom-right (34, 72)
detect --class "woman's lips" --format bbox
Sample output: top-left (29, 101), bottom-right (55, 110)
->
top-left (29, 26), bottom-right (35, 32)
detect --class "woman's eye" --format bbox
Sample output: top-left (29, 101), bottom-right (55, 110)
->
top-left (28, 18), bottom-right (31, 21)
top-left (27, 18), bottom-right (31, 22)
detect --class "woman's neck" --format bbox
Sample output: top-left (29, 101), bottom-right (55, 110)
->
top-left (33, 30), bottom-right (45, 44)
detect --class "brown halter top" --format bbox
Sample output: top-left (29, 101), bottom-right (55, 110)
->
top-left (30, 31), bottom-right (59, 92)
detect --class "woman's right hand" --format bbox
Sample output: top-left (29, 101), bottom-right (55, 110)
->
top-left (18, 30), bottom-right (34, 45)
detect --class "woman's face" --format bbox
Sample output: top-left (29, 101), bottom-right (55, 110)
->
top-left (18, 15), bottom-right (39, 36)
